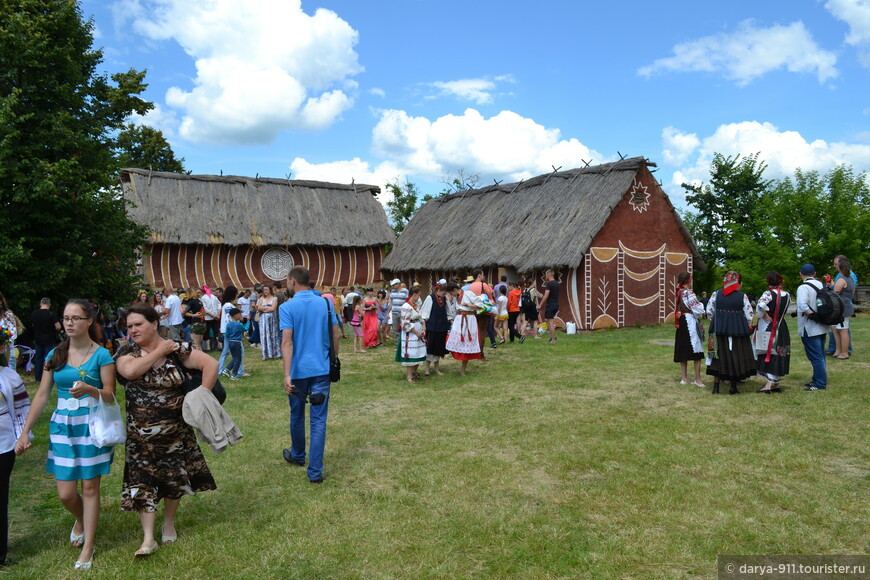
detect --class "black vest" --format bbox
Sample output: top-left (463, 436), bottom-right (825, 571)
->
top-left (426, 293), bottom-right (449, 333)
top-left (711, 290), bottom-right (751, 337)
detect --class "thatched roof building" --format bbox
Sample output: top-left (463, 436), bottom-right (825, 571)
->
top-left (382, 157), bottom-right (704, 329)
top-left (121, 169), bottom-right (394, 289)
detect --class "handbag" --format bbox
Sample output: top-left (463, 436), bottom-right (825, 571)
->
top-left (88, 394), bottom-right (127, 447)
top-left (171, 351), bottom-right (227, 405)
top-left (754, 330), bottom-right (773, 352)
top-left (325, 299), bottom-right (341, 382)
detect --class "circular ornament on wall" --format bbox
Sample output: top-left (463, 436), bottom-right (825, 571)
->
top-left (261, 248), bottom-right (294, 281)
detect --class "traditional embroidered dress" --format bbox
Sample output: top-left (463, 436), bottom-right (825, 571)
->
top-left (755, 288), bottom-right (791, 382)
top-left (395, 301), bottom-right (426, 366)
top-left (673, 286), bottom-right (705, 362)
top-left (705, 287), bottom-right (756, 382)
top-left (445, 290), bottom-right (484, 360)
top-left (46, 347), bottom-right (115, 481)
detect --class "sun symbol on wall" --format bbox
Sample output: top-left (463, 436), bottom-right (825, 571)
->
top-left (627, 179), bottom-right (651, 213)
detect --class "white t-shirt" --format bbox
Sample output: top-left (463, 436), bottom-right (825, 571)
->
top-left (496, 295), bottom-right (508, 317)
top-left (201, 294), bottom-right (221, 321)
top-left (164, 294), bottom-right (183, 325)
top-left (238, 296), bottom-right (251, 318)
top-left (220, 302), bottom-right (235, 334)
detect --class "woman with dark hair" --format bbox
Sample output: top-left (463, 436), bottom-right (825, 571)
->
top-left (673, 271), bottom-right (705, 387)
top-left (257, 284), bottom-right (281, 360)
top-left (831, 256), bottom-right (855, 359)
top-left (376, 289), bottom-right (390, 345)
top-left (421, 282), bottom-right (452, 376)
top-left (186, 287), bottom-right (206, 351)
top-left (114, 303), bottom-right (218, 556)
top-left (755, 271), bottom-right (791, 393)
top-left (705, 271), bottom-right (756, 394)
top-left (15, 299), bottom-right (117, 570)
top-left (396, 286), bottom-right (427, 383)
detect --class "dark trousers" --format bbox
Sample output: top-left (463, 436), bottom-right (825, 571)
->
top-left (249, 318), bottom-right (260, 344)
top-left (486, 316), bottom-right (497, 346)
top-left (0, 450), bottom-right (15, 564)
top-left (228, 341), bottom-right (242, 376)
top-left (507, 311), bottom-right (520, 342)
top-left (33, 342), bottom-right (54, 382)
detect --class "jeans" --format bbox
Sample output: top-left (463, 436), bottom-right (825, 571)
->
top-left (182, 324), bottom-right (192, 343)
top-left (227, 341), bottom-right (242, 376)
top-left (801, 333), bottom-right (827, 389)
top-left (218, 336), bottom-right (245, 375)
top-left (33, 342), bottom-right (54, 382)
top-left (288, 374), bottom-right (331, 481)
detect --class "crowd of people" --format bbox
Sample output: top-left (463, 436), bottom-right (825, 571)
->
top-left (673, 255), bottom-right (858, 395)
top-left (0, 254), bottom-right (859, 570)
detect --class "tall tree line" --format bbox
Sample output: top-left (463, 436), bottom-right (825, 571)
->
top-left (681, 153), bottom-right (869, 297)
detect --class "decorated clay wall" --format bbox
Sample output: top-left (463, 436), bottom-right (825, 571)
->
top-left (142, 244), bottom-right (386, 290)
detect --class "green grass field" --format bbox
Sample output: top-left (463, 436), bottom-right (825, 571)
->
top-left (6, 318), bottom-right (869, 579)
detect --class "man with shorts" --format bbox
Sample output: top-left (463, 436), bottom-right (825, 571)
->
top-left (540, 269), bottom-right (560, 343)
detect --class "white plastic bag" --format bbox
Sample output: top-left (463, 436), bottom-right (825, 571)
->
top-left (88, 394), bottom-right (126, 447)
top-left (566, 322), bottom-right (577, 334)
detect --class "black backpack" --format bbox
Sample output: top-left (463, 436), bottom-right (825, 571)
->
top-left (800, 281), bottom-right (845, 326)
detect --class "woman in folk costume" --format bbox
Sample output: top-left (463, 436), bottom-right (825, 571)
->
top-left (445, 284), bottom-right (486, 376)
top-left (705, 271), bottom-right (756, 394)
top-left (755, 271), bottom-right (791, 394)
top-left (673, 271), bottom-right (705, 387)
top-left (420, 282), bottom-right (453, 376)
top-left (395, 286), bottom-right (427, 383)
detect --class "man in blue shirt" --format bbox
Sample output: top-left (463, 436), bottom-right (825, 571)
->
top-left (279, 266), bottom-right (338, 483)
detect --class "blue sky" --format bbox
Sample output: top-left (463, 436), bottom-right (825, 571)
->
top-left (84, 0), bottom-right (870, 208)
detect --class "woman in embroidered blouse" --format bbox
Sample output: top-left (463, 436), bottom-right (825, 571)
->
top-left (705, 271), bottom-right (756, 394)
top-left (445, 285), bottom-right (485, 376)
top-left (395, 286), bottom-right (427, 383)
top-left (673, 272), bottom-right (706, 387)
top-left (15, 299), bottom-right (116, 570)
top-left (0, 329), bottom-right (31, 566)
top-left (755, 271), bottom-right (791, 393)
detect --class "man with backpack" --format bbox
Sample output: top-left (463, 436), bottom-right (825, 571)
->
top-left (797, 264), bottom-right (832, 391)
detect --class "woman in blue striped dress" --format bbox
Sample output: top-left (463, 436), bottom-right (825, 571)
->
top-left (15, 299), bottom-right (116, 571)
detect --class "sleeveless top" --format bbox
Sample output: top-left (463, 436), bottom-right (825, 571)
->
top-left (838, 275), bottom-right (855, 318)
top-left (426, 293), bottom-right (450, 333)
top-left (711, 290), bottom-right (751, 337)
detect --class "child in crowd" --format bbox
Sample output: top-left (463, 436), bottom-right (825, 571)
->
top-left (496, 285), bottom-right (509, 344)
top-left (350, 295), bottom-right (366, 353)
top-left (225, 308), bottom-right (245, 380)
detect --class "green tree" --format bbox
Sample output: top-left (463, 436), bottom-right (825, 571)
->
top-left (0, 0), bottom-right (152, 316)
top-left (681, 153), bottom-right (772, 293)
top-left (115, 123), bottom-right (187, 173)
top-left (385, 179), bottom-right (420, 236)
top-left (729, 165), bottom-right (869, 295)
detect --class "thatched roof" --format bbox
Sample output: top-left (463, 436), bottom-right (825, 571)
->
top-left (382, 157), bottom-right (703, 273)
top-left (120, 169), bottom-right (394, 248)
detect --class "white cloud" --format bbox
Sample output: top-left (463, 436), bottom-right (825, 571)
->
top-left (427, 75), bottom-right (515, 104)
top-left (289, 157), bottom-right (403, 205)
top-left (371, 108), bottom-right (604, 182)
top-left (662, 127), bottom-right (700, 165)
top-left (369, 87), bottom-right (386, 98)
top-left (826, 0), bottom-right (870, 65)
top-left (129, 104), bottom-right (181, 139)
top-left (639, 20), bottom-right (838, 85)
top-left (667, 121), bottom-right (870, 199)
top-left (122, 0), bottom-right (362, 144)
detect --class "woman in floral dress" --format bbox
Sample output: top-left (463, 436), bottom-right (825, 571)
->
top-left (257, 284), bottom-right (281, 360)
top-left (115, 303), bottom-right (218, 557)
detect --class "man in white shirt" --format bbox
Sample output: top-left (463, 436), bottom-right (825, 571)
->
top-left (796, 264), bottom-right (830, 391)
top-left (200, 286), bottom-right (222, 351)
top-left (388, 279), bottom-right (408, 341)
top-left (162, 287), bottom-right (184, 340)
